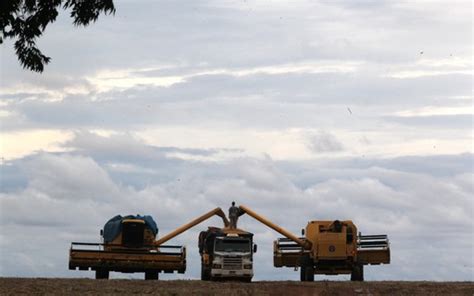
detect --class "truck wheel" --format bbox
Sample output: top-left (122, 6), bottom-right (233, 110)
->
top-left (350, 264), bottom-right (364, 281)
top-left (201, 265), bottom-right (210, 281)
top-left (145, 271), bottom-right (159, 280)
top-left (95, 269), bottom-right (109, 280)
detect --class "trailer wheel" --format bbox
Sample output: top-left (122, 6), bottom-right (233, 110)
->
top-left (350, 264), bottom-right (364, 281)
top-left (95, 269), bottom-right (109, 280)
top-left (145, 271), bottom-right (159, 280)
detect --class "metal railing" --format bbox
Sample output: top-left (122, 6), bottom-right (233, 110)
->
top-left (70, 242), bottom-right (185, 255)
top-left (275, 237), bottom-right (307, 253)
top-left (357, 234), bottom-right (390, 250)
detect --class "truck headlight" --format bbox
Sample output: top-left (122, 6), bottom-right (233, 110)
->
top-left (244, 264), bottom-right (252, 269)
top-left (212, 264), bottom-right (222, 269)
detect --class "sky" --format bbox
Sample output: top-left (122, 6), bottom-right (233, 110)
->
top-left (0, 0), bottom-right (472, 281)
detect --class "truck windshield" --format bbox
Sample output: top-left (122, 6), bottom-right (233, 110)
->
top-left (215, 239), bottom-right (250, 252)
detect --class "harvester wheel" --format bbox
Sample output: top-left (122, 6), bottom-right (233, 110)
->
top-left (145, 271), bottom-right (159, 280)
top-left (300, 255), bottom-right (314, 282)
top-left (350, 264), bottom-right (364, 281)
top-left (95, 269), bottom-right (109, 280)
top-left (304, 265), bottom-right (314, 282)
top-left (300, 265), bottom-right (306, 281)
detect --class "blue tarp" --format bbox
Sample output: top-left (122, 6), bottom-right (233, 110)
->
top-left (103, 214), bottom-right (158, 243)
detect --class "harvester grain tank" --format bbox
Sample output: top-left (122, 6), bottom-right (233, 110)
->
top-left (198, 227), bottom-right (257, 282)
top-left (69, 208), bottom-right (229, 280)
top-left (238, 205), bottom-right (390, 281)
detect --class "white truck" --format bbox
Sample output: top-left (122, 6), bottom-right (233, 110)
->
top-left (198, 227), bottom-right (257, 282)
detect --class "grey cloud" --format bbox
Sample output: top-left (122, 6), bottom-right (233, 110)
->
top-left (65, 131), bottom-right (219, 160)
top-left (2, 0), bottom-right (470, 85)
top-left (25, 153), bottom-right (120, 202)
top-left (384, 114), bottom-right (472, 129)
top-left (61, 131), bottom-right (242, 189)
top-left (0, 163), bottom-right (28, 193)
top-left (306, 131), bottom-right (344, 153)
top-left (2, 71), bottom-right (471, 132)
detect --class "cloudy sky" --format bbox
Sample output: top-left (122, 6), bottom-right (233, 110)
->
top-left (0, 0), bottom-right (472, 281)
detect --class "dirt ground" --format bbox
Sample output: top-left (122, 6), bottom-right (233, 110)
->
top-left (1, 278), bottom-right (473, 296)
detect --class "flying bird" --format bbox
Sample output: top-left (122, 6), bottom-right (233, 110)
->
top-left (347, 107), bottom-right (353, 115)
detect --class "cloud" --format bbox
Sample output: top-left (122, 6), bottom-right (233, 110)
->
top-left (385, 114), bottom-right (472, 129)
top-left (88, 60), bottom-right (361, 92)
top-left (306, 131), bottom-right (344, 153)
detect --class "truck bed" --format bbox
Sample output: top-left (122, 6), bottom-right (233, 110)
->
top-left (69, 242), bottom-right (186, 273)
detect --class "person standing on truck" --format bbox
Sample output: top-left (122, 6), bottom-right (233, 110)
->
top-left (229, 201), bottom-right (242, 229)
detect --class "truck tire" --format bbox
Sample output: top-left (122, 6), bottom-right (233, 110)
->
top-left (201, 265), bottom-right (210, 281)
top-left (350, 264), bottom-right (364, 281)
top-left (145, 271), bottom-right (159, 280)
top-left (95, 269), bottom-right (109, 280)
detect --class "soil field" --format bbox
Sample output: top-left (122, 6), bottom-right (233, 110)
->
top-left (1, 278), bottom-right (472, 296)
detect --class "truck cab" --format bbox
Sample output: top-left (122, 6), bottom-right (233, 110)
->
top-left (210, 234), bottom-right (255, 281)
top-left (199, 228), bottom-right (256, 282)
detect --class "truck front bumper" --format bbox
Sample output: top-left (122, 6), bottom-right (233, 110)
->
top-left (211, 268), bottom-right (253, 279)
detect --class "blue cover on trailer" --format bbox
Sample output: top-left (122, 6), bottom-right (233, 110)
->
top-left (103, 214), bottom-right (158, 243)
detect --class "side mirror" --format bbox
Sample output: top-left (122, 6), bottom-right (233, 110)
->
top-left (301, 228), bottom-right (305, 236)
top-left (253, 244), bottom-right (257, 253)
top-left (100, 229), bottom-right (104, 237)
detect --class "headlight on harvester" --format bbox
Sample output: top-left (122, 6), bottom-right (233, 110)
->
top-left (212, 264), bottom-right (222, 269)
top-left (244, 264), bottom-right (252, 269)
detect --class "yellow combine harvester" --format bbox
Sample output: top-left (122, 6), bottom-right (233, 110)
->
top-left (239, 205), bottom-right (390, 281)
top-left (69, 208), bottom-right (229, 280)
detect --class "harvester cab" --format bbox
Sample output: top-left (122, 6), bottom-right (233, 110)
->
top-left (101, 217), bottom-right (157, 251)
top-left (304, 220), bottom-right (357, 260)
top-left (121, 219), bottom-right (146, 247)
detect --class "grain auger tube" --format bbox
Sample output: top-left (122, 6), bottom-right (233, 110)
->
top-left (238, 205), bottom-right (311, 249)
top-left (154, 207), bottom-right (230, 246)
